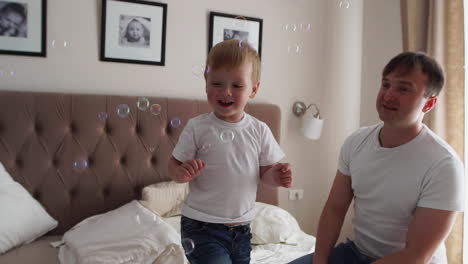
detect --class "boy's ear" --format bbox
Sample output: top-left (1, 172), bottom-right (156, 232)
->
top-left (249, 82), bottom-right (260, 98)
top-left (422, 96), bottom-right (437, 113)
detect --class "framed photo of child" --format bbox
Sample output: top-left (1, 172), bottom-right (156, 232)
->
top-left (208, 12), bottom-right (262, 57)
top-left (100, 0), bottom-right (167, 66)
top-left (0, 0), bottom-right (46, 57)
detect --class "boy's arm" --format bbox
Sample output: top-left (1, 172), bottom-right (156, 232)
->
top-left (168, 156), bottom-right (205, 183)
top-left (260, 163), bottom-right (292, 188)
top-left (313, 170), bottom-right (354, 264)
top-left (371, 208), bottom-right (458, 264)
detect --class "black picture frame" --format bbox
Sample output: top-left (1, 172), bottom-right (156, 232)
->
top-left (100, 0), bottom-right (167, 66)
top-left (208, 11), bottom-right (262, 57)
top-left (0, 0), bottom-right (46, 57)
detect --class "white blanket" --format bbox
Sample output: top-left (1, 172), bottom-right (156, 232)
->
top-left (251, 230), bottom-right (316, 264)
top-left (58, 200), bottom-right (187, 264)
top-left (163, 215), bottom-right (316, 264)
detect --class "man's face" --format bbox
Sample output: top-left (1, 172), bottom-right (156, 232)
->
top-left (376, 66), bottom-right (435, 128)
top-left (0, 11), bottom-right (23, 32)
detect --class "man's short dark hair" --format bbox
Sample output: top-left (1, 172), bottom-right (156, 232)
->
top-left (382, 51), bottom-right (445, 97)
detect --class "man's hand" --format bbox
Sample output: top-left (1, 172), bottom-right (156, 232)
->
top-left (272, 163), bottom-right (292, 188)
top-left (174, 159), bottom-right (205, 183)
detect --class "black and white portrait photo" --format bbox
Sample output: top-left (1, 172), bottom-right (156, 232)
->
top-left (0, 1), bottom-right (27, 38)
top-left (119, 15), bottom-right (151, 47)
top-left (223, 28), bottom-right (249, 42)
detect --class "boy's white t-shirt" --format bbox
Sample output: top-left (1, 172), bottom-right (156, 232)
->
top-left (172, 112), bottom-right (284, 224)
top-left (339, 123), bottom-right (464, 263)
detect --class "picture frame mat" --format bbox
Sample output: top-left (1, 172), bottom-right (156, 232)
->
top-left (0, 0), bottom-right (43, 53)
top-left (104, 0), bottom-right (163, 62)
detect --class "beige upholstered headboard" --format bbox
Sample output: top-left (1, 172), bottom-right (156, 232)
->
top-left (0, 90), bottom-right (281, 235)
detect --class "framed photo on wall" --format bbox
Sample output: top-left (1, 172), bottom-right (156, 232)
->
top-left (0, 0), bottom-right (46, 57)
top-left (100, 0), bottom-right (167, 66)
top-left (208, 11), bottom-right (262, 57)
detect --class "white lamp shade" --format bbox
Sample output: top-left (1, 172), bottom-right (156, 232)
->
top-left (302, 111), bottom-right (324, 140)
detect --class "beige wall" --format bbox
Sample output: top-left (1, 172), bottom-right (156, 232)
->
top-left (361, 0), bottom-right (403, 127)
top-left (0, 0), bottom-right (401, 240)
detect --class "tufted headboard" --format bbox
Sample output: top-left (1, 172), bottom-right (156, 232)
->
top-left (0, 90), bottom-right (281, 235)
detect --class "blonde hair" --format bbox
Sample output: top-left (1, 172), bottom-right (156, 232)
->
top-left (204, 39), bottom-right (261, 84)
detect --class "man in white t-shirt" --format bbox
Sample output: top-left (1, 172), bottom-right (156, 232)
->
top-left (290, 51), bottom-right (464, 264)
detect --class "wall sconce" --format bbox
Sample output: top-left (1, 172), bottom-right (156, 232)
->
top-left (293, 101), bottom-right (324, 140)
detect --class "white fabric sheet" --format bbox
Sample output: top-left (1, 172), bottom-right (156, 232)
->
top-left (58, 200), bottom-right (188, 264)
top-left (251, 230), bottom-right (316, 264)
top-left (163, 212), bottom-right (316, 264)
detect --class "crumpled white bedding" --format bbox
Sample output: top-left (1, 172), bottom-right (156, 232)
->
top-left (163, 215), bottom-right (316, 264)
top-left (251, 230), bottom-right (316, 264)
top-left (58, 200), bottom-right (187, 264)
top-left (57, 201), bottom-right (315, 264)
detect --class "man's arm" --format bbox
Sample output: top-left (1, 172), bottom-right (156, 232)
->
top-left (372, 208), bottom-right (458, 264)
top-left (313, 170), bottom-right (354, 264)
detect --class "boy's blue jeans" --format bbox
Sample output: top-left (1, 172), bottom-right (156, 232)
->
top-left (289, 239), bottom-right (376, 264)
top-left (181, 216), bottom-right (252, 264)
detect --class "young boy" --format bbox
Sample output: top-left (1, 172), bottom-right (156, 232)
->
top-left (0, 3), bottom-right (26, 37)
top-left (168, 39), bottom-right (292, 264)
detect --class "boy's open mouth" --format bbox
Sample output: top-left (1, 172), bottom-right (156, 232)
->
top-left (383, 104), bottom-right (398, 111)
top-left (218, 100), bottom-right (234, 107)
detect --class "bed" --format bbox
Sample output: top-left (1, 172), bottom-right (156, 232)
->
top-left (0, 90), bottom-right (315, 263)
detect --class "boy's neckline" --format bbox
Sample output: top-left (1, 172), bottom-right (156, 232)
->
top-left (209, 112), bottom-right (250, 128)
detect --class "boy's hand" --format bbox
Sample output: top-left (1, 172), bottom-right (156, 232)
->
top-left (175, 159), bottom-right (205, 183)
top-left (272, 163), bottom-right (292, 188)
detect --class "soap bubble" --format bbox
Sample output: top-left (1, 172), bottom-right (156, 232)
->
top-left (170, 118), bottom-right (182, 128)
top-left (192, 63), bottom-right (206, 77)
top-left (136, 97), bottom-right (150, 111)
top-left (181, 238), bottom-right (195, 255)
top-left (178, 134), bottom-right (193, 144)
top-left (198, 143), bottom-right (211, 154)
top-left (287, 44), bottom-right (301, 54)
top-left (300, 23), bottom-right (311, 31)
top-left (220, 130), bottom-right (235, 142)
top-left (73, 159), bottom-right (88, 172)
top-left (98, 112), bottom-right (108, 121)
top-left (150, 104), bottom-right (162, 115)
top-left (135, 214), bottom-right (141, 224)
top-left (339, 0), bottom-right (350, 8)
top-left (233, 16), bottom-right (248, 28)
top-left (116, 104), bottom-right (130, 118)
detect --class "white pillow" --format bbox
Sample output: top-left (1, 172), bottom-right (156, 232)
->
top-left (140, 181), bottom-right (188, 217)
top-left (0, 162), bottom-right (58, 253)
top-left (251, 202), bottom-right (301, 245)
top-left (59, 200), bottom-right (187, 264)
